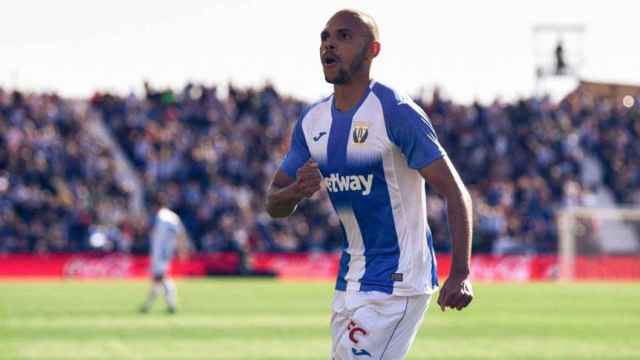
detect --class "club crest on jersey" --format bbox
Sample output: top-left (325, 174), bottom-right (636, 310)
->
top-left (352, 124), bottom-right (369, 144)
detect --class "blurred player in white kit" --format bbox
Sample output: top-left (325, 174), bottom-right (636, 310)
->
top-left (140, 193), bottom-right (189, 314)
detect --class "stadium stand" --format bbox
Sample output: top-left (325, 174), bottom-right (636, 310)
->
top-left (0, 90), bottom-right (133, 253)
top-left (1, 82), bottom-right (638, 255)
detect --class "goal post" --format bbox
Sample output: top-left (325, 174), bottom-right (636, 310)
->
top-left (557, 207), bottom-right (640, 281)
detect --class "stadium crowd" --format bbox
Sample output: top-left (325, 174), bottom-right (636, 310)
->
top-left (0, 89), bottom-right (133, 253)
top-left (1, 83), bottom-right (638, 255)
top-left (90, 83), bottom-right (345, 255)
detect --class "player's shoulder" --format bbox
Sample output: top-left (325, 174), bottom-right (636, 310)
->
top-left (157, 208), bottom-right (181, 226)
top-left (298, 95), bottom-right (333, 125)
top-left (370, 81), bottom-right (428, 121)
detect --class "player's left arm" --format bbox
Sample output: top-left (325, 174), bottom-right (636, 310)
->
top-left (175, 220), bottom-right (193, 260)
top-left (419, 158), bottom-right (474, 311)
top-left (388, 99), bottom-right (473, 311)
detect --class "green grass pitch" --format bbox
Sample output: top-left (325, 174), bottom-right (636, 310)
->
top-left (0, 279), bottom-right (639, 359)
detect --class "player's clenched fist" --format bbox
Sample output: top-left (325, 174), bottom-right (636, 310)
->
top-left (294, 160), bottom-right (323, 198)
top-left (437, 273), bottom-right (474, 311)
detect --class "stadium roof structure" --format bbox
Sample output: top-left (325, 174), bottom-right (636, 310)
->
top-left (563, 80), bottom-right (640, 108)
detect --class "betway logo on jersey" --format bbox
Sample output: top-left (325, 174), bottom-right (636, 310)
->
top-left (324, 173), bottom-right (374, 195)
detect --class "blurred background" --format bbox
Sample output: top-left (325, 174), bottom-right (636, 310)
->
top-left (1, 0), bottom-right (639, 280)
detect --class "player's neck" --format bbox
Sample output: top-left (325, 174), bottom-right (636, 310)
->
top-left (333, 76), bottom-right (371, 112)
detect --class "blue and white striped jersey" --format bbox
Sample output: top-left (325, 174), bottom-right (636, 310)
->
top-left (281, 81), bottom-right (446, 296)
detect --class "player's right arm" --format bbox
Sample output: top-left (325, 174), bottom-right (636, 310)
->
top-left (266, 162), bottom-right (322, 218)
top-left (265, 114), bottom-right (322, 218)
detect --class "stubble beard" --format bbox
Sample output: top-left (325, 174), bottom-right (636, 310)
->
top-left (325, 45), bottom-right (368, 85)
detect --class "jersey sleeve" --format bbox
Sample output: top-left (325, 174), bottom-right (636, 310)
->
top-left (387, 102), bottom-right (447, 170)
top-left (279, 116), bottom-right (310, 178)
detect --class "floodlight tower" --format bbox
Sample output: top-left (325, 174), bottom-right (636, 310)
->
top-left (532, 24), bottom-right (586, 97)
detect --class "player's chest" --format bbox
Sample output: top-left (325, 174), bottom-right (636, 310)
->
top-left (303, 113), bottom-right (391, 173)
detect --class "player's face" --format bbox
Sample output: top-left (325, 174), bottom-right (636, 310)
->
top-left (320, 15), bottom-right (371, 85)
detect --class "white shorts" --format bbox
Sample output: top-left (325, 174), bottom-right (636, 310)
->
top-left (330, 290), bottom-right (431, 360)
top-left (151, 259), bottom-right (170, 277)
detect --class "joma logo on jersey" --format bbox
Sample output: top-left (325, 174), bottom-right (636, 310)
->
top-left (324, 173), bottom-right (373, 195)
top-left (352, 125), bottom-right (369, 144)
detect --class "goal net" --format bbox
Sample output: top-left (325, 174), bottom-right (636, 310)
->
top-left (557, 207), bottom-right (640, 280)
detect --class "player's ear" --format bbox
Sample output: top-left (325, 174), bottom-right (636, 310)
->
top-left (370, 41), bottom-right (381, 58)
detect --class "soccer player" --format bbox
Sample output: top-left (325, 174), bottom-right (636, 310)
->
top-left (140, 194), bottom-right (189, 314)
top-left (266, 9), bottom-right (474, 359)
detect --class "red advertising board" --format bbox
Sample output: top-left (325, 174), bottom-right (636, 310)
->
top-left (0, 253), bottom-right (638, 281)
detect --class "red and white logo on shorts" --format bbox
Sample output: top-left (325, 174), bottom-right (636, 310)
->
top-left (347, 320), bottom-right (367, 344)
